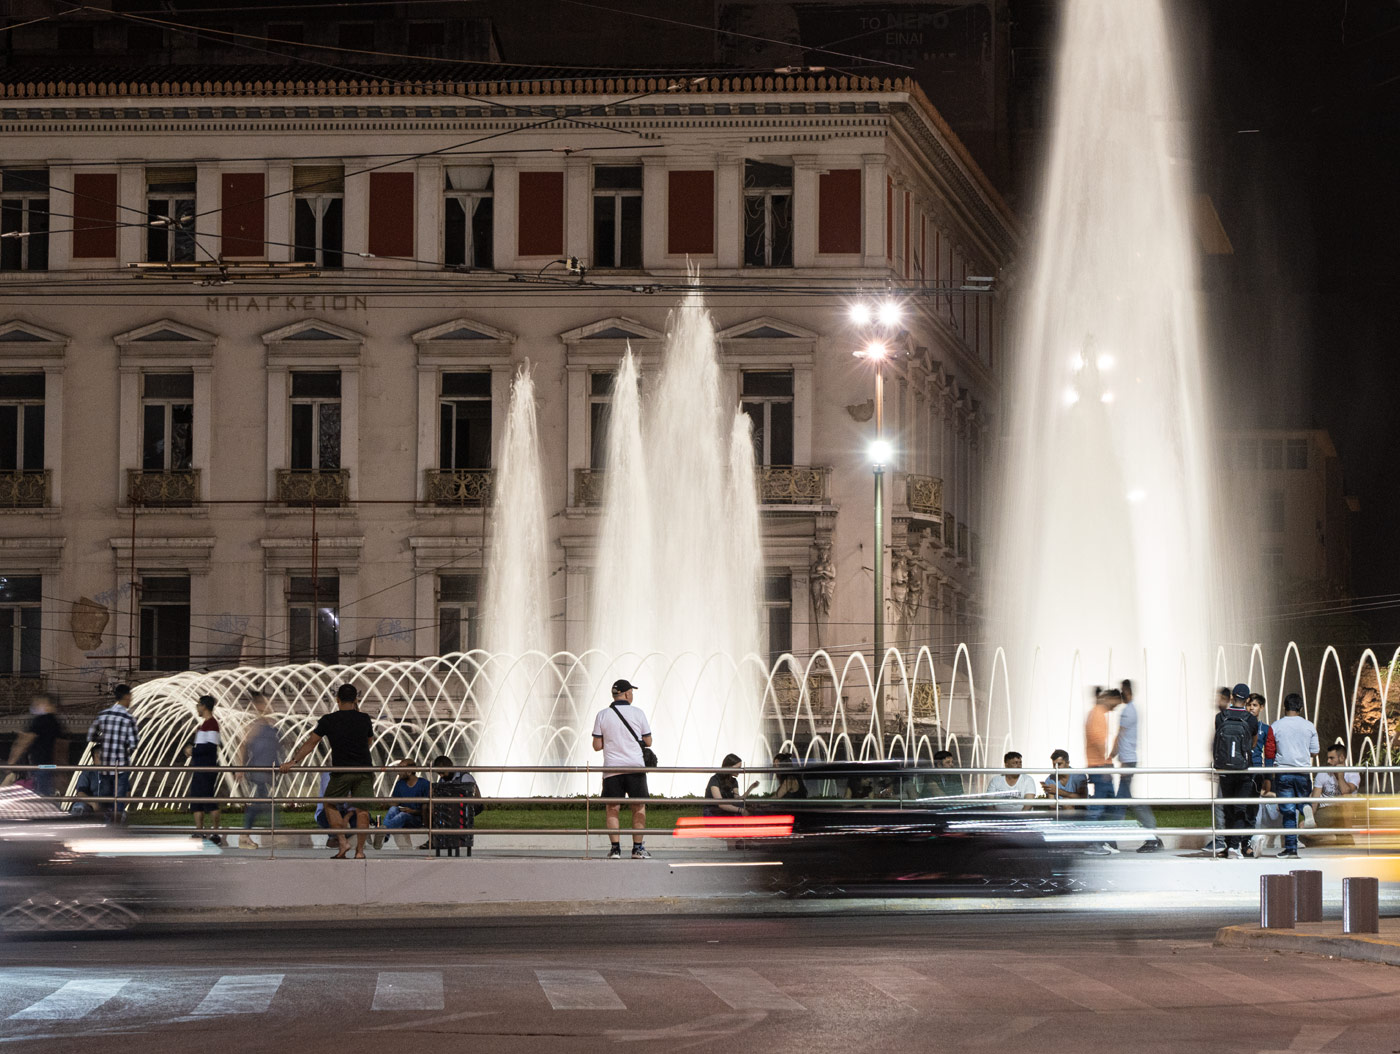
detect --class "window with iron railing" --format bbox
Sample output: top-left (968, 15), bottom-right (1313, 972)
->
top-left (146, 166), bottom-right (196, 263)
top-left (588, 370), bottom-right (615, 471)
top-left (290, 371), bottom-right (341, 472)
top-left (439, 371), bottom-right (491, 470)
top-left (743, 161), bottom-right (793, 268)
top-left (142, 372), bottom-right (194, 472)
top-left (292, 166), bottom-right (344, 269)
top-left (444, 166), bottom-right (493, 269)
top-left (741, 370), bottom-right (794, 466)
top-left (592, 166), bottom-right (642, 269)
top-left (763, 572), bottom-right (793, 666)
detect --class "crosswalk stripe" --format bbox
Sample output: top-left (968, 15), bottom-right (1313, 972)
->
top-left (8, 978), bottom-right (131, 1021)
top-left (1000, 963), bottom-right (1154, 1013)
top-left (690, 967), bottom-right (804, 1011)
top-left (372, 972), bottom-right (445, 1012)
top-left (191, 974), bottom-right (285, 1016)
top-left (1149, 960), bottom-right (1348, 1019)
top-left (535, 969), bottom-right (625, 1010)
top-left (1309, 961), bottom-right (1400, 995)
top-left (853, 964), bottom-right (960, 1010)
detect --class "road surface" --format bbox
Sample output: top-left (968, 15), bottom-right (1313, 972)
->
top-left (1, 910), bottom-right (1397, 1052)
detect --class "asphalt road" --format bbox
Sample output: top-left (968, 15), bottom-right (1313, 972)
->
top-left (2, 910), bottom-right (1398, 1053)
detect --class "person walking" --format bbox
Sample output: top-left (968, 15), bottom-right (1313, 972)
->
top-left (1213, 683), bottom-right (1259, 858)
top-left (1270, 693), bottom-right (1319, 858)
top-left (185, 695), bottom-right (223, 844)
top-left (236, 690), bottom-right (280, 849)
top-left (6, 692), bottom-right (65, 797)
top-left (87, 684), bottom-right (140, 821)
top-left (1111, 679), bottom-right (1161, 852)
top-left (1084, 688), bottom-right (1120, 852)
top-left (281, 683), bottom-right (375, 860)
top-left (591, 679), bottom-right (654, 860)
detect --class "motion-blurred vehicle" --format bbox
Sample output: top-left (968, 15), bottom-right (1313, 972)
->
top-left (677, 761), bottom-right (1101, 897)
top-left (0, 786), bottom-right (206, 936)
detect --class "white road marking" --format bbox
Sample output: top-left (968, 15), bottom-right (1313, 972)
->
top-left (689, 967), bottom-right (804, 1011)
top-left (190, 974), bottom-right (284, 1016)
top-left (1255, 1022), bottom-right (1350, 1053)
top-left (853, 964), bottom-right (963, 1010)
top-left (535, 969), bottom-right (625, 1010)
top-left (372, 971), bottom-right (444, 1011)
top-left (8, 979), bottom-right (131, 1021)
top-left (1000, 962), bottom-right (1155, 1013)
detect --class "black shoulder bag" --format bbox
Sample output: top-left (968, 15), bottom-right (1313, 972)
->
top-left (610, 703), bottom-right (658, 768)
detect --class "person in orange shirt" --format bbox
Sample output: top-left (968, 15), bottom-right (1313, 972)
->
top-left (1084, 687), bottom-right (1122, 825)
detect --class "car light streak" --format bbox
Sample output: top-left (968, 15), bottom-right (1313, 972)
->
top-left (673, 815), bottom-right (795, 838)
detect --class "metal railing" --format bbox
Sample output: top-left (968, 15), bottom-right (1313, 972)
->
top-left (757, 465), bottom-right (829, 505)
top-left (7, 761), bottom-right (1399, 859)
top-left (423, 467), bottom-right (493, 507)
top-left (276, 467), bottom-right (350, 506)
top-left (904, 472), bottom-right (943, 518)
top-left (0, 468), bottom-right (49, 508)
top-left (127, 468), bottom-right (200, 507)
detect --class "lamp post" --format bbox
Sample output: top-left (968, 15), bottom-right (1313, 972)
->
top-left (851, 300), bottom-right (902, 728)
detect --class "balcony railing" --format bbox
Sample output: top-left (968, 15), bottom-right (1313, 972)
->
top-left (276, 468), bottom-right (350, 507)
top-left (904, 473), bottom-right (943, 519)
top-left (0, 469), bottom-right (50, 508)
top-left (0, 676), bottom-right (44, 716)
top-left (423, 468), bottom-right (493, 507)
top-left (127, 468), bottom-right (200, 507)
top-left (758, 465), bottom-right (830, 505)
top-left (574, 468), bottom-right (606, 508)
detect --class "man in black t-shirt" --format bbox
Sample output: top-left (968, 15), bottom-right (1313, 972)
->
top-left (6, 692), bottom-right (65, 797)
top-left (282, 683), bottom-right (375, 859)
top-left (1213, 683), bottom-right (1260, 858)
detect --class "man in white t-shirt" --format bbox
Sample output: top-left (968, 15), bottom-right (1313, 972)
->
top-left (1312, 742), bottom-right (1360, 846)
top-left (985, 750), bottom-right (1039, 811)
top-left (592, 679), bottom-right (654, 860)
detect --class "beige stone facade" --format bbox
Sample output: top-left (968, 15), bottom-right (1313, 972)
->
top-left (0, 72), bottom-right (1016, 713)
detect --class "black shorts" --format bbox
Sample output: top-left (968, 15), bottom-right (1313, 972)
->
top-left (602, 772), bottom-right (649, 800)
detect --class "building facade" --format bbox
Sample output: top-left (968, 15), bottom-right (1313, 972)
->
top-left (0, 68), bottom-right (1016, 716)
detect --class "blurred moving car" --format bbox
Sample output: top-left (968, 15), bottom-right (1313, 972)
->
top-left (0, 786), bottom-right (207, 936)
top-left (677, 761), bottom-right (1097, 897)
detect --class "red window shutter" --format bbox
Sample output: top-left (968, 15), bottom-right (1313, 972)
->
top-left (667, 170), bottom-right (714, 255)
top-left (220, 173), bottom-right (265, 257)
top-left (817, 169), bottom-right (861, 255)
top-left (72, 173), bottom-right (118, 259)
top-left (369, 171), bottom-right (415, 258)
top-left (517, 171), bottom-right (564, 257)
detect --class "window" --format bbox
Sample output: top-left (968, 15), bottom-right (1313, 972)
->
top-left (142, 372), bottom-right (194, 472)
top-left (0, 575), bottom-right (41, 677)
top-left (1259, 438), bottom-right (1283, 470)
top-left (290, 371), bottom-right (341, 471)
top-left (444, 166), bottom-right (493, 269)
top-left (1232, 438), bottom-right (1257, 471)
top-left (1261, 547), bottom-right (1284, 575)
top-left (588, 370), bottom-right (615, 471)
top-left (741, 371), bottom-right (795, 466)
top-left (138, 575), bottom-right (190, 672)
top-left (743, 161), bottom-right (793, 268)
top-left (146, 166), bottom-right (197, 263)
top-left (1265, 489), bottom-right (1285, 533)
top-left (437, 574), bottom-right (480, 654)
top-left (592, 166), bottom-right (642, 268)
top-left (763, 573), bottom-right (793, 666)
top-left (338, 22), bottom-right (375, 50)
top-left (0, 373), bottom-right (44, 473)
top-left (1287, 438), bottom-right (1308, 470)
top-left (293, 166), bottom-right (344, 269)
top-left (439, 372), bottom-right (491, 470)
top-left (1, 170), bottom-right (49, 272)
top-left (288, 575), bottom-right (338, 665)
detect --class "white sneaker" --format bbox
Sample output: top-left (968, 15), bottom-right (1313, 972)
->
top-left (1227, 847), bottom-right (1242, 859)
top-left (237, 836), bottom-right (258, 849)
top-left (1104, 844), bottom-right (1121, 854)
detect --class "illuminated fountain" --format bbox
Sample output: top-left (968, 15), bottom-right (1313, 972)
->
top-left (990, 0), bottom-right (1227, 784)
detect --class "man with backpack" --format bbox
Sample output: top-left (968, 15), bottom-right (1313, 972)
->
top-left (591, 679), bottom-right (654, 860)
top-left (1213, 683), bottom-right (1259, 858)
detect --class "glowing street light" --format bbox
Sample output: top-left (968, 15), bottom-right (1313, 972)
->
top-left (869, 438), bottom-right (894, 466)
top-left (876, 299), bottom-right (902, 328)
top-left (848, 302), bottom-right (873, 326)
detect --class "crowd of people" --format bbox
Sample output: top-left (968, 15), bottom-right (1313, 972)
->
top-left (0, 676), bottom-right (1372, 861)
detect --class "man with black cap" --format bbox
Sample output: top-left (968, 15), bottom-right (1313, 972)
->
top-left (1213, 683), bottom-right (1259, 858)
top-left (592, 679), bottom-right (654, 860)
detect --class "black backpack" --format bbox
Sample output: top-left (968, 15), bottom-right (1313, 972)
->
top-left (1214, 709), bottom-right (1253, 771)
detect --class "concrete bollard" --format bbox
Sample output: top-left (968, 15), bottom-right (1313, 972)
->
top-left (1290, 869), bottom-right (1323, 923)
top-left (1343, 876), bottom-right (1380, 935)
top-left (1260, 873), bottom-right (1296, 930)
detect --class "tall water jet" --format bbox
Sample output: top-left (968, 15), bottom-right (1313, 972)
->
top-left (992, 0), bottom-right (1224, 784)
top-left (479, 363), bottom-right (557, 796)
top-left (586, 289), bottom-right (765, 792)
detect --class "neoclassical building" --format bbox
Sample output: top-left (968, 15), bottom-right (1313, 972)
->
top-left (0, 67), bottom-right (1017, 715)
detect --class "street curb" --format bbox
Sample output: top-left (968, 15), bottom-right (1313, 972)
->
top-left (1214, 924), bottom-right (1400, 966)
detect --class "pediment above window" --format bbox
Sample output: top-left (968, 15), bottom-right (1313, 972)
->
top-left (413, 317), bottom-right (515, 365)
top-left (262, 318), bottom-right (364, 365)
top-left (561, 316), bottom-right (663, 369)
top-left (560, 317), bottom-right (663, 344)
top-left (717, 316), bottom-right (816, 365)
top-left (0, 320), bottom-right (67, 361)
top-left (716, 316), bottom-right (818, 342)
top-left (115, 319), bottom-right (216, 364)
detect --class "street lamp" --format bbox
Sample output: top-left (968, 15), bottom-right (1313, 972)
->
top-left (849, 299), bottom-right (903, 716)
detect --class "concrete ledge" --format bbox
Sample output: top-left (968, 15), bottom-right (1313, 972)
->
top-left (1215, 921), bottom-right (1400, 966)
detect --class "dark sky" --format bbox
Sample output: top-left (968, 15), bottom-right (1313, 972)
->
top-left (1189, 0), bottom-right (1400, 636)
